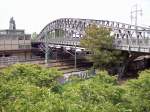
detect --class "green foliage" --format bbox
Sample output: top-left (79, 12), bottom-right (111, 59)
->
top-left (0, 63), bottom-right (150, 112)
top-left (61, 71), bottom-right (125, 112)
top-left (61, 70), bottom-right (150, 112)
top-left (123, 70), bottom-right (150, 112)
top-left (1, 64), bottom-right (62, 88)
top-left (96, 71), bottom-right (117, 84)
top-left (80, 25), bottom-right (123, 68)
top-left (0, 64), bottom-right (63, 112)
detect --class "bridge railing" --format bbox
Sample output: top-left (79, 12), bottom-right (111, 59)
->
top-left (37, 37), bottom-right (150, 53)
top-left (114, 38), bottom-right (150, 52)
top-left (43, 37), bottom-right (80, 46)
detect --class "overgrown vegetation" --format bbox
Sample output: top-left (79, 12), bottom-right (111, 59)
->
top-left (0, 64), bottom-right (150, 112)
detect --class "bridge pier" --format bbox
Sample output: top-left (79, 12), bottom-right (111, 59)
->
top-left (118, 52), bottom-right (139, 80)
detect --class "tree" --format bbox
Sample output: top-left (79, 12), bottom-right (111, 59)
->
top-left (80, 25), bottom-right (123, 73)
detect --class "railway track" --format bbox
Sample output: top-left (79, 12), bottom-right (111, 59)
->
top-left (0, 58), bottom-right (93, 74)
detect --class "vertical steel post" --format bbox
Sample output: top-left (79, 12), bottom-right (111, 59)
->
top-left (135, 4), bottom-right (139, 47)
top-left (45, 32), bottom-right (49, 65)
top-left (131, 4), bottom-right (142, 50)
top-left (75, 42), bottom-right (77, 71)
top-left (74, 33), bottom-right (77, 71)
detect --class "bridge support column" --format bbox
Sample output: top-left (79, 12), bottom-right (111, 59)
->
top-left (118, 52), bottom-right (138, 80)
top-left (44, 32), bottom-right (49, 65)
top-left (74, 43), bottom-right (77, 71)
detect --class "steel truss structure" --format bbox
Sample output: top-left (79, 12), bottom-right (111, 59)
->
top-left (37, 18), bottom-right (150, 53)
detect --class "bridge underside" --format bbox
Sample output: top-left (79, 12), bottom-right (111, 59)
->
top-left (32, 41), bottom-right (150, 78)
top-left (34, 18), bottom-right (150, 78)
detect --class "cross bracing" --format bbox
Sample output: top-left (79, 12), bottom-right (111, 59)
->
top-left (37, 18), bottom-right (150, 53)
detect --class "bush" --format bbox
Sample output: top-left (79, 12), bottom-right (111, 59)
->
top-left (124, 69), bottom-right (150, 112)
top-left (0, 64), bottom-right (63, 112)
top-left (1, 64), bottom-right (150, 112)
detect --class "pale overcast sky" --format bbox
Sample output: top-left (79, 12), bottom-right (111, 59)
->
top-left (0, 0), bottom-right (149, 33)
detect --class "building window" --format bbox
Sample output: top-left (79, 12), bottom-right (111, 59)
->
top-left (25, 36), bottom-right (30, 40)
top-left (18, 36), bottom-right (24, 40)
top-left (19, 45), bottom-right (31, 49)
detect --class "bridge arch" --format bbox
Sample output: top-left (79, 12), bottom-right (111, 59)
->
top-left (37, 18), bottom-right (150, 53)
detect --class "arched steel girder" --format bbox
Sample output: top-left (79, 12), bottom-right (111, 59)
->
top-left (37, 18), bottom-right (150, 41)
top-left (37, 18), bottom-right (150, 53)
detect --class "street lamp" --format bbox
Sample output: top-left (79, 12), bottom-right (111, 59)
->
top-left (44, 31), bottom-right (49, 65)
top-left (74, 42), bottom-right (77, 71)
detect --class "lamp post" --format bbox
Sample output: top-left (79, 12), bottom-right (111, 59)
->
top-left (74, 33), bottom-right (77, 71)
top-left (74, 42), bottom-right (77, 71)
top-left (45, 32), bottom-right (49, 65)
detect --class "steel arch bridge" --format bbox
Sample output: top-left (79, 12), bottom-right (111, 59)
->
top-left (37, 18), bottom-right (150, 53)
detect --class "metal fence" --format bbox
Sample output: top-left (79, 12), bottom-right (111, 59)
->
top-left (0, 56), bottom-right (44, 67)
